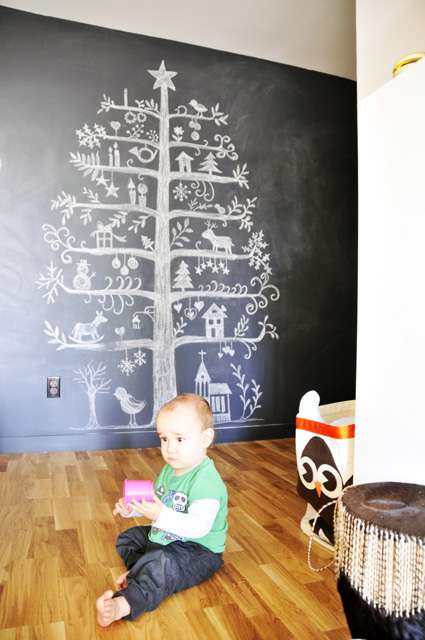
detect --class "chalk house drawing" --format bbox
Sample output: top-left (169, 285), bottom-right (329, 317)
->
top-left (36, 61), bottom-right (280, 430)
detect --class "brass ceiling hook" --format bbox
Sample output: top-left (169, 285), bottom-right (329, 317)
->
top-left (392, 52), bottom-right (425, 77)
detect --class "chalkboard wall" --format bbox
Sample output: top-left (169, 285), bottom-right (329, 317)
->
top-left (0, 6), bottom-right (357, 453)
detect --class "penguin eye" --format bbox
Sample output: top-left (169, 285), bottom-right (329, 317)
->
top-left (298, 456), bottom-right (316, 490)
top-left (321, 469), bottom-right (337, 493)
top-left (317, 464), bottom-right (343, 498)
top-left (302, 462), bottom-right (314, 484)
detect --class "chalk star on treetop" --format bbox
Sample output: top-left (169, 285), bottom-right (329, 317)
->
top-left (148, 61), bottom-right (178, 91)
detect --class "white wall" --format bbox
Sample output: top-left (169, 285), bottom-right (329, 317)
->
top-left (1, 0), bottom-right (356, 80)
top-left (355, 2), bottom-right (425, 483)
top-left (355, 57), bottom-right (425, 484)
top-left (357, 0), bottom-right (425, 98)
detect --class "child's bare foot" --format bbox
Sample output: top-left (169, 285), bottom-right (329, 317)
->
top-left (116, 570), bottom-right (129, 589)
top-left (96, 590), bottom-right (130, 627)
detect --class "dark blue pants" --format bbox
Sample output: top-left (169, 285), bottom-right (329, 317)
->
top-left (114, 525), bottom-right (223, 620)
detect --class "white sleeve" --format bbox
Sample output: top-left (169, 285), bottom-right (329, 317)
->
top-left (153, 498), bottom-right (220, 538)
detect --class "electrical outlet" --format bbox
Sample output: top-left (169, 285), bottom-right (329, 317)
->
top-left (47, 376), bottom-right (61, 398)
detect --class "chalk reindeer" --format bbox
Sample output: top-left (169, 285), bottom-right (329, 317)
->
top-left (202, 222), bottom-right (233, 255)
top-left (71, 311), bottom-right (108, 342)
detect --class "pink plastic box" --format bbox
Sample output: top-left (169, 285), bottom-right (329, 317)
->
top-left (123, 479), bottom-right (155, 505)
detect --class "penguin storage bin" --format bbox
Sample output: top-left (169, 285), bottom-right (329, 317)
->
top-left (296, 390), bottom-right (355, 548)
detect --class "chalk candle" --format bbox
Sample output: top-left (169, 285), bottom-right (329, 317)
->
top-left (123, 479), bottom-right (154, 505)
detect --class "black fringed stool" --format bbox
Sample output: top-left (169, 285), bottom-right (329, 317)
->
top-left (334, 482), bottom-right (425, 640)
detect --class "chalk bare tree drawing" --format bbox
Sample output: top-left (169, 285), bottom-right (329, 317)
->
top-left (74, 362), bottom-right (110, 430)
top-left (37, 61), bottom-right (280, 428)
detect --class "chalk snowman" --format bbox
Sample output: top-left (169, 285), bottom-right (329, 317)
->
top-left (73, 260), bottom-right (95, 290)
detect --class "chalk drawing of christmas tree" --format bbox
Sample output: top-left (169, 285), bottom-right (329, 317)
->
top-left (37, 60), bottom-right (280, 428)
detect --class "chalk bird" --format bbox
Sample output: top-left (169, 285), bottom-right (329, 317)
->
top-left (114, 387), bottom-right (146, 426)
top-left (189, 99), bottom-right (208, 117)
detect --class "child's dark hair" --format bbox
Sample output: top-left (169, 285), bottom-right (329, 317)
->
top-left (159, 393), bottom-right (214, 431)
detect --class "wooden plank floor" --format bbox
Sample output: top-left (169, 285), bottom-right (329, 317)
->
top-left (0, 439), bottom-right (350, 639)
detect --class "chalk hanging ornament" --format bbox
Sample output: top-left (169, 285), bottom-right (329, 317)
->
top-left (132, 315), bottom-right (141, 330)
top-left (128, 255), bottom-right (139, 270)
top-left (191, 121), bottom-right (201, 141)
top-left (194, 299), bottom-right (204, 312)
top-left (189, 118), bottom-right (201, 141)
top-left (120, 263), bottom-right (129, 276)
top-left (183, 296), bottom-right (196, 321)
top-left (223, 340), bottom-right (235, 356)
top-left (138, 181), bottom-right (148, 206)
top-left (112, 255), bottom-right (121, 269)
top-left (218, 342), bottom-right (224, 359)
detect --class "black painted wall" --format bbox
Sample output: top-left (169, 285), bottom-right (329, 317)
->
top-left (0, 7), bottom-right (357, 453)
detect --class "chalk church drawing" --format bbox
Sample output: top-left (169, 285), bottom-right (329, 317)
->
top-left (36, 60), bottom-right (280, 429)
top-left (194, 350), bottom-right (232, 423)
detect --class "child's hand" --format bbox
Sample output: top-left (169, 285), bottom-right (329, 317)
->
top-left (116, 571), bottom-right (129, 589)
top-left (129, 493), bottom-right (163, 521)
top-left (112, 498), bottom-right (133, 517)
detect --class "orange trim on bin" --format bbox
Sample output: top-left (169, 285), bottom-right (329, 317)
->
top-left (296, 417), bottom-right (355, 439)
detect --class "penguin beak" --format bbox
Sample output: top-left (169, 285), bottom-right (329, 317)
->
top-left (314, 481), bottom-right (322, 497)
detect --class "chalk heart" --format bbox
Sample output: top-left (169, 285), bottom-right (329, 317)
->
top-left (228, 348), bottom-right (235, 356)
top-left (115, 327), bottom-right (125, 338)
top-left (185, 308), bottom-right (197, 321)
top-left (173, 303), bottom-right (182, 313)
top-left (218, 352), bottom-right (224, 359)
top-left (194, 300), bottom-right (204, 312)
